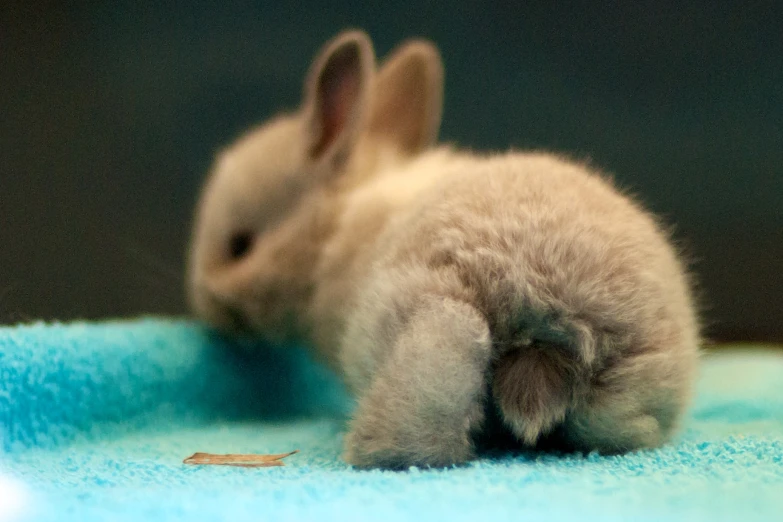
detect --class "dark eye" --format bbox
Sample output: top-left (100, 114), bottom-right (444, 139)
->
top-left (228, 232), bottom-right (254, 260)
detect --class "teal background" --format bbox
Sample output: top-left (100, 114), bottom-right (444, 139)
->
top-left (1, 2), bottom-right (781, 341)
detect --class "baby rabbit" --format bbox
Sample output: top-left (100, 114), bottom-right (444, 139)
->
top-left (188, 30), bottom-right (700, 469)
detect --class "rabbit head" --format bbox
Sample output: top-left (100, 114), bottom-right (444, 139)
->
top-left (187, 30), bottom-right (444, 345)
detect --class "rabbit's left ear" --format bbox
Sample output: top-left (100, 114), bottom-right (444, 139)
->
top-left (369, 39), bottom-right (444, 156)
top-left (302, 30), bottom-right (376, 170)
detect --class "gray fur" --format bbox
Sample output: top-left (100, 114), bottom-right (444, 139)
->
top-left (344, 295), bottom-right (491, 468)
top-left (188, 30), bottom-right (701, 469)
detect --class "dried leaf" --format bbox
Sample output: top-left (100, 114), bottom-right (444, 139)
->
top-left (183, 450), bottom-right (299, 468)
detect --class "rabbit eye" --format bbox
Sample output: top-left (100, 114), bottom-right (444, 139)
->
top-left (228, 232), bottom-right (254, 260)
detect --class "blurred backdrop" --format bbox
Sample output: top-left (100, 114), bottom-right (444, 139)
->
top-left (1, 1), bottom-right (781, 341)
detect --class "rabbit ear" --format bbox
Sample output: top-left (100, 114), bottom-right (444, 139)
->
top-left (302, 30), bottom-right (375, 169)
top-left (369, 39), bottom-right (444, 155)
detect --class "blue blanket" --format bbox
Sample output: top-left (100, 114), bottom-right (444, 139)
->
top-left (1, 319), bottom-right (781, 521)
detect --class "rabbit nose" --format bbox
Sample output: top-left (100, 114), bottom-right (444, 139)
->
top-left (207, 292), bottom-right (251, 333)
top-left (223, 304), bottom-right (252, 333)
top-left (195, 283), bottom-right (253, 334)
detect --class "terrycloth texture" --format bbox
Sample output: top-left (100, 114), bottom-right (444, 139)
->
top-left (0, 320), bottom-right (781, 522)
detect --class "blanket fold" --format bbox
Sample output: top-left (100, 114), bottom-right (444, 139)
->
top-left (0, 319), bottom-right (348, 452)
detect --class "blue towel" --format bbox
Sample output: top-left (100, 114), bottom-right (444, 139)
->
top-left (1, 319), bottom-right (781, 522)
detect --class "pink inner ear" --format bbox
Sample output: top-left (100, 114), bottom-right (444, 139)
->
top-left (311, 53), bottom-right (360, 160)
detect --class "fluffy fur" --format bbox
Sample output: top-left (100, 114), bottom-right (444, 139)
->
top-left (187, 30), bottom-right (701, 469)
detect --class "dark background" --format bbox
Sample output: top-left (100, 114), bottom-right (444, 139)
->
top-left (1, 2), bottom-right (781, 341)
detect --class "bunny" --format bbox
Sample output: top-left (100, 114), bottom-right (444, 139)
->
top-left (188, 30), bottom-right (701, 470)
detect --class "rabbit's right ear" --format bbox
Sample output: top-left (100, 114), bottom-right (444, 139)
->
top-left (369, 39), bottom-right (444, 156)
top-left (302, 30), bottom-right (375, 172)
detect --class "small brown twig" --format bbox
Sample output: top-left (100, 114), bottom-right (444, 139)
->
top-left (183, 450), bottom-right (299, 468)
